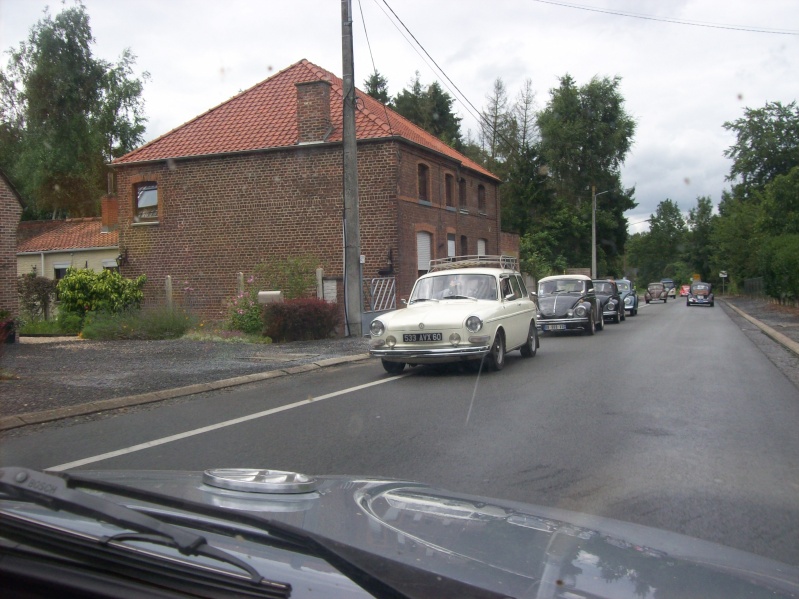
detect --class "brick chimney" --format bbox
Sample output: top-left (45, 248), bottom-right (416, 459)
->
top-left (101, 195), bottom-right (118, 233)
top-left (295, 79), bottom-right (332, 144)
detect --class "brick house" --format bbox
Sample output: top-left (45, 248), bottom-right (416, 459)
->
top-left (1, 170), bottom-right (24, 322)
top-left (111, 59), bottom-right (516, 323)
top-left (17, 209), bottom-right (119, 281)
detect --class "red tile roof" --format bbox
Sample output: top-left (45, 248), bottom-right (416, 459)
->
top-left (17, 218), bottom-right (118, 253)
top-left (114, 59), bottom-right (497, 180)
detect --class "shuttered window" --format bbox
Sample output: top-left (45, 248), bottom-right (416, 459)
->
top-left (417, 231), bottom-right (432, 276)
top-left (477, 238), bottom-right (487, 256)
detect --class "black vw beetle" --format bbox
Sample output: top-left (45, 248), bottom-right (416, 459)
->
top-left (536, 274), bottom-right (602, 335)
top-left (593, 279), bottom-right (625, 324)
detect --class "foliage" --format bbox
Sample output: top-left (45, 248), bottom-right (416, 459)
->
top-left (254, 255), bottom-right (318, 300)
top-left (723, 101), bottom-right (799, 200)
top-left (225, 276), bottom-right (262, 335)
top-left (263, 299), bottom-right (340, 342)
top-left (758, 235), bottom-right (799, 303)
top-left (81, 307), bottom-right (196, 340)
top-left (17, 272), bottom-right (57, 320)
top-left (0, 3), bottom-right (148, 216)
top-left (363, 71), bottom-right (389, 104)
top-left (626, 199), bottom-right (687, 284)
top-left (756, 166), bottom-right (799, 236)
top-left (56, 267), bottom-right (146, 318)
top-left (18, 318), bottom-right (66, 335)
top-left (685, 196), bottom-right (715, 282)
top-left (392, 72), bottom-right (462, 149)
top-left (56, 310), bottom-right (83, 335)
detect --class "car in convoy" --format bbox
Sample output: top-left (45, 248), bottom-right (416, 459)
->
top-left (661, 278), bottom-right (677, 298)
top-left (645, 282), bottom-right (668, 303)
top-left (593, 278), bottom-right (625, 323)
top-left (615, 278), bottom-right (639, 316)
top-left (536, 274), bottom-right (602, 335)
top-left (687, 281), bottom-right (715, 307)
top-left (3, 465), bottom-right (798, 599)
top-left (369, 255), bottom-right (538, 373)
top-left (680, 284), bottom-right (691, 297)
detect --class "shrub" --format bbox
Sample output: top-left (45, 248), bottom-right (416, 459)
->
top-left (263, 299), bottom-right (340, 342)
top-left (254, 256), bottom-right (318, 300)
top-left (57, 268), bottom-right (146, 318)
top-left (226, 286), bottom-right (263, 334)
top-left (759, 234), bottom-right (799, 302)
top-left (81, 307), bottom-right (196, 340)
top-left (17, 273), bottom-right (57, 320)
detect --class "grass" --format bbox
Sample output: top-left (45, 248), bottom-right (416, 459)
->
top-left (18, 318), bottom-right (71, 335)
top-left (81, 307), bottom-right (198, 340)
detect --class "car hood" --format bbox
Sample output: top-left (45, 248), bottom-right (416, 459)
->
top-left (383, 300), bottom-right (497, 329)
top-left (537, 294), bottom-right (585, 318)
top-left (15, 468), bottom-right (798, 599)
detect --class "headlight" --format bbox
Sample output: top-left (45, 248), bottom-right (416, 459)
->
top-left (466, 316), bottom-right (483, 333)
top-left (624, 296), bottom-right (633, 306)
top-left (449, 333), bottom-right (461, 346)
top-left (607, 301), bottom-right (616, 310)
top-left (574, 305), bottom-right (587, 317)
top-left (369, 319), bottom-right (385, 336)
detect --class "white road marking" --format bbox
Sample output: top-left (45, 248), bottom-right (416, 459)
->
top-left (48, 374), bottom-right (409, 471)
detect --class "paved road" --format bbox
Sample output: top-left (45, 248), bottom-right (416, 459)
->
top-left (2, 296), bottom-right (798, 568)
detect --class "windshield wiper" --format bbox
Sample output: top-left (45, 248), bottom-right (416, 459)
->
top-left (0, 467), bottom-right (277, 589)
top-left (409, 297), bottom-right (438, 304)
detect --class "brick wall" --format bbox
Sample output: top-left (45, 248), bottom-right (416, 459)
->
top-left (0, 174), bottom-right (23, 318)
top-left (114, 139), bottom-right (501, 325)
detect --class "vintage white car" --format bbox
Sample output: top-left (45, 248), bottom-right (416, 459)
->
top-left (369, 256), bottom-right (539, 374)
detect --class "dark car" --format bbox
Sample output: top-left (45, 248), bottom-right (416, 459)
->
top-left (687, 281), bottom-right (715, 307)
top-left (536, 274), bottom-right (602, 335)
top-left (661, 278), bottom-right (677, 298)
top-left (645, 282), bottom-right (668, 303)
top-left (593, 279), bottom-right (625, 323)
top-left (615, 278), bottom-right (639, 316)
top-left (3, 466), bottom-right (798, 599)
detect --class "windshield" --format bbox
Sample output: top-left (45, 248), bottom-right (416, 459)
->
top-left (2, 1), bottom-right (799, 596)
top-left (410, 273), bottom-right (497, 301)
top-left (538, 279), bottom-right (584, 295)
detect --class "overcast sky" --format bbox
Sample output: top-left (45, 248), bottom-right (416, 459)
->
top-left (2, 0), bottom-right (797, 232)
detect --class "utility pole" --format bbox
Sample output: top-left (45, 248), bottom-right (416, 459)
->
top-left (591, 186), bottom-right (611, 279)
top-left (341, 0), bottom-right (361, 337)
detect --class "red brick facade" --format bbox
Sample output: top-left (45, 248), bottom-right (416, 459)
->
top-left (111, 60), bottom-right (516, 325)
top-left (1, 172), bottom-right (23, 318)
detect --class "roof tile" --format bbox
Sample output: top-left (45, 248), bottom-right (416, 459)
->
top-left (17, 218), bottom-right (118, 253)
top-left (114, 59), bottom-right (496, 180)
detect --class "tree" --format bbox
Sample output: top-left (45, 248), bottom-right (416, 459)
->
top-left (627, 199), bottom-right (686, 283)
top-left (723, 101), bottom-right (799, 200)
top-left (392, 72), bottom-right (462, 149)
top-left (363, 71), bottom-right (389, 104)
top-left (685, 196), bottom-right (715, 281)
top-left (0, 3), bottom-right (149, 217)
top-left (479, 78), bottom-right (515, 174)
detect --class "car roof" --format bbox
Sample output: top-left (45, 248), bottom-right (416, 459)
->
top-left (539, 274), bottom-right (592, 282)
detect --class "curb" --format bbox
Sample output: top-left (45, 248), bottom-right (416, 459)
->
top-left (721, 300), bottom-right (799, 358)
top-left (0, 354), bottom-right (369, 432)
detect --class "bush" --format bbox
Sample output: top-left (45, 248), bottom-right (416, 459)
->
top-left (17, 273), bottom-right (57, 320)
top-left (57, 311), bottom-right (84, 335)
top-left (759, 234), bottom-right (799, 302)
top-left (226, 286), bottom-right (263, 334)
top-left (263, 299), bottom-right (340, 342)
top-left (57, 268), bottom-right (146, 318)
top-left (81, 307), bottom-right (196, 340)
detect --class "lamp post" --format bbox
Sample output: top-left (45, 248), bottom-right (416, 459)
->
top-left (591, 186), bottom-right (611, 278)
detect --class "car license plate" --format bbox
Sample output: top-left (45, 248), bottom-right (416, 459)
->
top-left (403, 332), bottom-right (443, 342)
top-left (544, 324), bottom-right (566, 331)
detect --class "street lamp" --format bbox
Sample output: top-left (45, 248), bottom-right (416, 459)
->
top-left (592, 186), bottom-right (611, 278)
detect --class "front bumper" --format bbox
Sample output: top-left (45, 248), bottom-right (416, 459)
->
top-left (688, 297), bottom-right (713, 306)
top-left (370, 344), bottom-right (491, 364)
top-left (537, 317), bottom-right (588, 332)
top-left (602, 308), bottom-right (618, 319)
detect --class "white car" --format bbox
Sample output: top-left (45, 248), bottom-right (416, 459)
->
top-left (369, 256), bottom-right (539, 374)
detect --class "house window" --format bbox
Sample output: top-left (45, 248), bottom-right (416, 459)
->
top-left (459, 178), bottom-right (467, 211)
top-left (445, 174), bottom-right (454, 208)
top-left (54, 264), bottom-right (70, 281)
top-left (460, 235), bottom-right (468, 256)
top-left (447, 234), bottom-right (456, 257)
top-left (416, 231), bottom-right (432, 276)
top-left (417, 164), bottom-right (429, 203)
top-left (478, 185), bottom-right (486, 214)
top-left (477, 238), bottom-right (487, 256)
top-left (135, 182), bottom-right (158, 222)
top-left (102, 259), bottom-right (119, 273)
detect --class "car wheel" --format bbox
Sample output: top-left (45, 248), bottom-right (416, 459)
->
top-left (584, 313), bottom-right (595, 336)
top-left (632, 308), bottom-right (637, 316)
top-left (711, 302), bottom-right (715, 307)
top-left (613, 309), bottom-right (621, 324)
top-left (520, 321), bottom-right (538, 358)
top-left (620, 308), bottom-right (626, 322)
top-left (381, 359), bottom-right (405, 375)
top-left (664, 297), bottom-right (667, 303)
top-left (486, 330), bottom-right (505, 371)
top-left (596, 311), bottom-right (604, 331)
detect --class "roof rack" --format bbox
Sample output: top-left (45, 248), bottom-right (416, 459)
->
top-left (428, 255), bottom-right (519, 272)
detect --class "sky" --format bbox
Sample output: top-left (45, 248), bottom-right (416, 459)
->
top-left (1, 0), bottom-right (797, 233)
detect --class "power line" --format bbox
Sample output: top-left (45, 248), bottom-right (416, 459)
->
top-left (530, 0), bottom-right (799, 36)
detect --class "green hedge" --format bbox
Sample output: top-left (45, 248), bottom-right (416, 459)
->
top-left (759, 234), bottom-right (799, 302)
